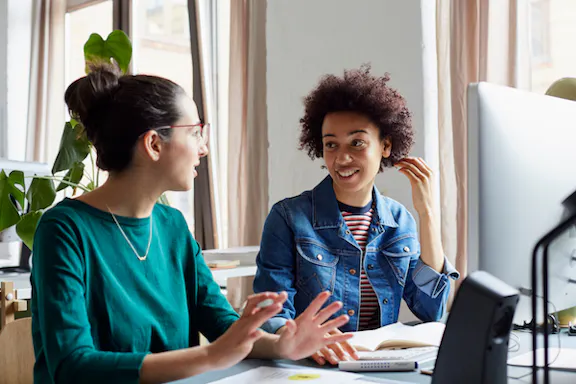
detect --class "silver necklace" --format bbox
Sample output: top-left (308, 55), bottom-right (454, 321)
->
top-left (106, 205), bottom-right (153, 261)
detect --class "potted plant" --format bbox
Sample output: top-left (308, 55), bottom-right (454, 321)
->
top-left (0, 30), bottom-right (168, 251)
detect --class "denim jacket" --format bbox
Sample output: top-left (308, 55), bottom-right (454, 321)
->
top-left (254, 176), bottom-right (460, 333)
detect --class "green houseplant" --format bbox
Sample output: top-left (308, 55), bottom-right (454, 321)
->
top-left (0, 30), bottom-right (143, 250)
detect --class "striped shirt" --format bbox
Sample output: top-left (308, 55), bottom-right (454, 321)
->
top-left (339, 201), bottom-right (380, 331)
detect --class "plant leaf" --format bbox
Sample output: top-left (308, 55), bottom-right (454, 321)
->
top-left (52, 121), bottom-right (91, 174)
top-left (16, 211), bottom-right (43, 250)
top-left (103, 30), bottom-right (132, 74)
top-left (27, 178), bottom-right (56, 211)
top-left (56, 162), bottom-right (85, 192)
top-left (84, 30), bottom-right (132, 74)
top-left (0, 170), bottom-right (25, 232)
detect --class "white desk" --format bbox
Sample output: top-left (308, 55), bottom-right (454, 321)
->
top-left (172, 329), bottom-right (576, 383)
top-left (202, 246), bottom-right (259, 287)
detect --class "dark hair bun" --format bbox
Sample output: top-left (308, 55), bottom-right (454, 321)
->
top-left (63, 62), bottom-right (185, 172)
top-left (64, 62), bottom-right (122, 126)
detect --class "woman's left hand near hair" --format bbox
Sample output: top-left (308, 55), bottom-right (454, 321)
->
top-left (273, 291), bottom-right (354, 361)
top-left (396, 157), bottom-right (435, 215)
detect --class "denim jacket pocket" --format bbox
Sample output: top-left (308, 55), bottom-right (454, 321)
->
top-left (295, 240), bottom-right (339, 299)
top-left (380, 235), bottom-right (419, 286)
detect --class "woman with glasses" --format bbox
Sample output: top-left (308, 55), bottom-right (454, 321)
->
top-left (253, 65), bottom-right (460, 366)
top-left (31, 63), bottom-right (352, 384)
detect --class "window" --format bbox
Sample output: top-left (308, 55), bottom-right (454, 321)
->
top-left (529, 0), bottom-right (551, 67)
top-left (132, 0), bottom-right (193, 94)
top-left (65, 1), bottom-right (113, 89)
top-left (3, 0), bottom-right (219, 237)
top-left (3, 0), bottom-right (34, 161)
top-left (132, 0), bottom-right (195, 230)
top-left (530, 0), bottom-right (576, 94)
top-left (62, 0), bottom-right (197, 231)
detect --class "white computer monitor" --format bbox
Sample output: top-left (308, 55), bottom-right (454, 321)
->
top-left (0, 158), bottom-right (50, 270)
top-left (467, 82), bottom-right (576, 325)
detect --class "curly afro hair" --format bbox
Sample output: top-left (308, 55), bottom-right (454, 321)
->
top-left (299, 64), bottom-right (414, 170)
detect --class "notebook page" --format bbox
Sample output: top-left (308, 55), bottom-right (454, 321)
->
top-left (347, 322), bottom-right (412, 351)
top-left (378, 322), bottom-right (445, 349)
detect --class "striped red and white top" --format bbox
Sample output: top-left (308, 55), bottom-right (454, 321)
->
top-left (340, 201), bottom-right (380, 331)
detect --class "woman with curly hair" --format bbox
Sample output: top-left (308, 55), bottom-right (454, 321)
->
top-left (253, 65), bottom-right (459, 365)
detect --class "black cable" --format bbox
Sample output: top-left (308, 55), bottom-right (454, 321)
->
top-left (508, 298), bottom-right (562, 374)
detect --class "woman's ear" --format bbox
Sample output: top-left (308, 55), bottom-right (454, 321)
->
top-left (142, 130), bottom-right (163, 162)
top-left (382, 138), bottom-right (392, 159)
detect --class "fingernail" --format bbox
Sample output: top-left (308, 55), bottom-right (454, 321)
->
top-left (256, 298), bottom-right (275, 309)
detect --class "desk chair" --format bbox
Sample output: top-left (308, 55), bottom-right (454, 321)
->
top-left (0, 281), bottom-right (34, 384)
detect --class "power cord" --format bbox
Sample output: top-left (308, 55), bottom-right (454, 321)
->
top-left (507, 297), bottom-right (562, 378)
top-left (508, 332), bottom-right (520, 353)
top-left (512, 314), bottom-right (560, 334)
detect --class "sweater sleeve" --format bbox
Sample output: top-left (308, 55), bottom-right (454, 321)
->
top-left (32, 217), bottom-right (147, 384)
top-left (190, 238), bottom-right (240, 342)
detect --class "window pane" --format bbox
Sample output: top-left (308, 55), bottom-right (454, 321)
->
top-left (530, 0), bottom-right (576, 94)
top-left (132, 0), bottom-right (193, 95)
top-left (6, 0), bottom-right (34, 161)
top-left (65, 1), bottom-right (114, 88)
top-left (132, 0), bottom-right (195, 230)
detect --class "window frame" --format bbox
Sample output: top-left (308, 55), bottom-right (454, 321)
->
top-left (529, 0), bottom-right (552, 68)
top-left (0, 0), bottom-right (8, 158)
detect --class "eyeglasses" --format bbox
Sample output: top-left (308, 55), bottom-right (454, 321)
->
top-left (154, 123), bottom-right (210, 145)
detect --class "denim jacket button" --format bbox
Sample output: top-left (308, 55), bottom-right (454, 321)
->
top-left (348, 309), bottom-right (355, 316)
top-left (316, 254), bottom-right (323, 261)
top-left (367, 264), bottom-right (374, 270)
top-left (349, 268), bottom-right (356, 275)
top-left (403, 246), bottom-right (410, 252)
top-left (383, 298), bottom-right (389, 304)
top-left (345, 230), bottom-right (351, 235)
top-left (372, 227), bottom-right (376, 232)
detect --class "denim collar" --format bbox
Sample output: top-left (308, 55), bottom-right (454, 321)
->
top-left (311, 175), bottom-right (399, 230)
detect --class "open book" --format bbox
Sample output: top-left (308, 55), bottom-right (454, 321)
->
top-left (206, 259), bottom-right (240, 269)
top-left (347, 322), bottom-right (446, 351)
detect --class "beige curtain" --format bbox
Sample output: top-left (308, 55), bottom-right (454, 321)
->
top-left (436, 0), bottom-right (530, 289)
top-left (227, 0), bottom-right (268, 248)
top-left (26, 0), bottom-right (66, 163)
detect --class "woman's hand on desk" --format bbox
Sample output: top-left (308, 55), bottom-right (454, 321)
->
top-left (310, 329), bottom-right (359, 365)
top-left (273, 291), bottom-right (354, 361)
top-left (206, 291), bottom-right (287, 370)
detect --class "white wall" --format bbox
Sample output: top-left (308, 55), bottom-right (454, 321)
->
top-left (266, 0), bottom-right (439, 215)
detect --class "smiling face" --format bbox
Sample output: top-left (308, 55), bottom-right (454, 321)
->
top-left (321, 111), bottom-right (391, 204)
